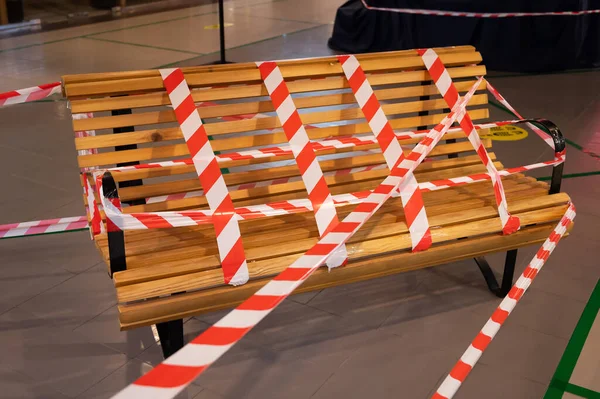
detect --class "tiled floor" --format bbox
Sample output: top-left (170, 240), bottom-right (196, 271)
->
top-left (0, 1), bottom-right (599, 398)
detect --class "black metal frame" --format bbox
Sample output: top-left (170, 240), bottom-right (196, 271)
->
top-left (473, 118), bottom-right (565, 297)
top-left (103, 171), bottom-right (186, 357)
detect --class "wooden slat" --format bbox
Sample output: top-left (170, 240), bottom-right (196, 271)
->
top-left (74, 79), bottom-right (485, 148)
top-left (115, 199), bottom-right (569, 303)
top-left (69, 64), bottom-right (486, 113)
top-left (76, 103), bottom-right (488, 169)
top-left (62, 45), bottom-right (475, 90)
top-left (72, 89), bottom-right (488, 132)
top-left (96, 171), bottom-right (530, 252)
top-left (64, 46), bottom-right (476, 86)
top-left (108, 177), bottom-right (549, 278)
top-left (109, 135), bottom-right (489, 184)
top-left (76, 109), bottom-right (490, 172)
top-left (70, 66), bottom-right (485, 116)
top-left (116, 141), bottom-right (495, 201)
top-left (64, 52), bottom-right (482, 97)
top-left (119, 139), bottom-right (493, 212)
top-left (117, 223), bottom-right (570, 330)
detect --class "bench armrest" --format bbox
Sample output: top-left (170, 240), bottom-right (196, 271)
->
top-left (102, 171), bottom-right (127, 277)
top-left (523, 118), bottom-right (565, 194)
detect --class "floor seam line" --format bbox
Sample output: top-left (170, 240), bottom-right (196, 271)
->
top-left (82, 36), bottom-right (204, 55)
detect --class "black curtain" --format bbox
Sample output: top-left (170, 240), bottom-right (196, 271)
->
top-left (328, 0), bottom-right (600, 72)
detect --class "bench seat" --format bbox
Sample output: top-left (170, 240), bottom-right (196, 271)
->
top-left (96, 172), bottom-right (570, 329)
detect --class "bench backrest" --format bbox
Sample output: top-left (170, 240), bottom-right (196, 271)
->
top-left (62, 45), bottom-right (488, 223)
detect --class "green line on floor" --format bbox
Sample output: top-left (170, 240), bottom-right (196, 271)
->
top-left (544, 279), bottom-right (600, 399)
top-left (537, 170), bottom-right (600, 181)
top-left (564, 383), bottom-right (600, 398)
top-left (83, 36), bottom-right (203, 55)
top-left (565, 139), bottom-right (584, 151)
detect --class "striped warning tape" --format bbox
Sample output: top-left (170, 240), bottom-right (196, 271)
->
top-left (0, 82), bottom-right (61, 107)
top-left (102, 153), bottom-right (563, 232)
top-left (161, 68), bottom-right (249, 286)
top-left (145, 153), bottom-right (563, 206)
top-left (106, 119), bottom-right (520, 174)
top-left (257, 61), bottom-right (348, 268)
top-left (100, 80), bottom-right (483, 230)
top-left (0, 216), bottom-right (88, 239)
top-left (360, 0), bottom-right (600, 17)
top-left (419, 48), bottom-right (520, 235)
top-left (110, 73), bottom-right (473, 399)
top-left (1, 75), bottom-right (564, 240)
top-left (433, 202), bottom-right (576, 399)
top-left (339, 54), bottom-right (432, 252)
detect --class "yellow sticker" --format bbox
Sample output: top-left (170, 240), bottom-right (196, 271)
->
top-left (204, 23), bottom-right (234, 30)
top-left (480, 125), bottom-right (528, 141)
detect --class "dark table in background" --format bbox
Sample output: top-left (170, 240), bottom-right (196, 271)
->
top-left (329, 0), bottom-right (600, 72)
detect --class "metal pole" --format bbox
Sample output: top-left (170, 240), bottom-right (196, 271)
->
top-left (218, 0), bottom-right (226, 63)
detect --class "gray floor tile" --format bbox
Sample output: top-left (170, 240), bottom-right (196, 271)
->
top-left (140, 316), bottom-right (335, 398)
top-left (289, 289), bottom-right (322, 304)
top-left (74, 305), bottom-right (157, 359)
top-left (137, 317), bottom-right (206, 367)
top-left (471, 289), bottom-right (586, 340)
top-left (91, 8), bottom-right (317, 55)
top-left (0, 238), bottom-right (75, 314)
top-left (532, 267), bottom-right (600, 303)
top-left (174, 23), bottom-right (335, 67)
top-left (0, 309), bottom-right (128, 397)
top-left (312, 333), bottom-right (457, 399)
top-left (478, 324), bottom-right (567, 385)
top-left (562, 179), bottom-right (600, 219)
top-left (196, 345), bottom-right (335, 399)
top-left (306, 271), bottom-right (423, 329)
top-left (380, 297), bottom-right (493, 352)
top-left (0, 365), bottom-right (69, 399)
top-left (2, 230), bottom-right (103, 274)
top-left (453, 363), bottom-right (547, 399)
top-left (17, 263), bottom-right (116, 330)
top-left (77, 358), bottom-right (202, 399)
top-left (193, 388), bottom-right (226, 399)
top-left (235, 0), bottom-right (341, 24)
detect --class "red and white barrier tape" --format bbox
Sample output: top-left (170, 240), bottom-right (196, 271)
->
top-left (111, 74), bottom-right (473, 399)
top-left (106, 119), bottom-right (519, 174)
top-left (145, 153), bottom-right (562, 206)
top-left (0, 216), bottom-right (88, 239)
top-left (161, 68), bottom-right (249, 286)
top-left (420, 49), bottom-right (520, 235)
top-left (0, 82), bottom-right (61, 107)
top-left (103, 153), bottom-right (563, 232)
top-left (257, 61), bottom-right (347, 268)
top-left (100, 80), bottom-right (482, 230)
top-left (339, 54), bottom-right (432, 252)
top-left (101, 71), bottom-right (567, 232)
top-left (361, 0), bottom-right (600, 17)
top-left (433, 202), bottom-right (576, 399)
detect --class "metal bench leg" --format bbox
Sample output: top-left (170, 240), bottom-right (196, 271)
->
top-left (474, 249), bottom-right (518, 298)
top-left (156, 319), bottom-right (184, 358)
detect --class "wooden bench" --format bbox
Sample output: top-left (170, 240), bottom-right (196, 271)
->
top-left (61, 45), bottom-right (571, 358)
